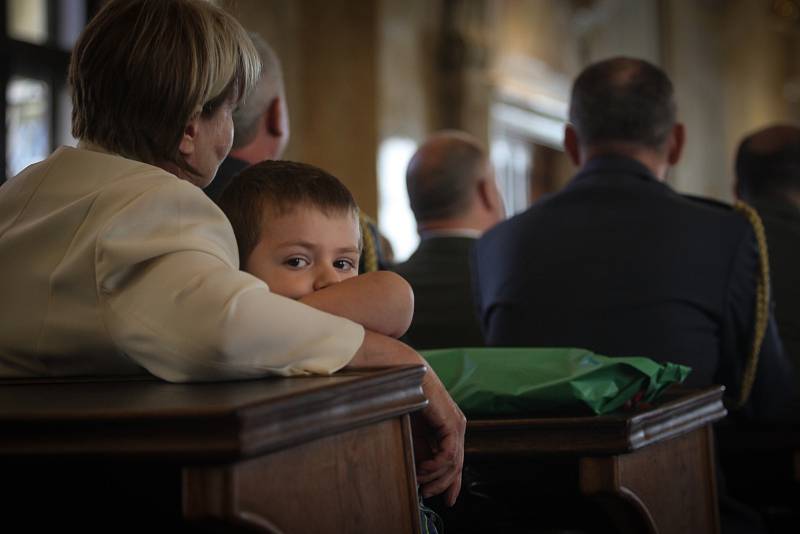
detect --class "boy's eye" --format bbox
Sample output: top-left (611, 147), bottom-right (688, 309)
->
top-left (285, 257), bottom-right (310, 269)
top-left (333, 259), bottom-right (356, 272)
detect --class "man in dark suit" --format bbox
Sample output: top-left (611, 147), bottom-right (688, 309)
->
top-left (393, 131), bottom-right (505, 350)
top-left (735, 124), bottom-right (800, 390)
top-left (473, 57), bottom-right (795, 419)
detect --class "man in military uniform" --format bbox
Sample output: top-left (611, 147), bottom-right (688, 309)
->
top-left (735, 124), bottom-right (800, 390)
top-left (473, 57), bottom-right (795, 420)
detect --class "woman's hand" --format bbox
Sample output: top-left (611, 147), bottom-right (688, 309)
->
top-left (414, 371), bottom-right (466, 506)
top-left (347, 331), bottom-right (465, 505)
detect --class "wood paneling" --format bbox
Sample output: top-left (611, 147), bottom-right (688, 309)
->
top-left (0, 366), bottom-right (426, 532)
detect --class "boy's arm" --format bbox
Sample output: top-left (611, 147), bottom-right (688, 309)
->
top-left (348, 330), bottom-right (465, 506)
top-left (298, 271), bottom-right (414, 338)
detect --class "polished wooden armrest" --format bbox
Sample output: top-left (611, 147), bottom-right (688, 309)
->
top-left (466, 385), bottom-right (726, 456)
top-left (0, 366), bottom-right (428, 533)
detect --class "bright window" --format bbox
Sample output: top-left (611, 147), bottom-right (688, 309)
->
top-left (6, 77), bottom-right (50, 177)
top-left (377, 137), bottom-right (419, 263)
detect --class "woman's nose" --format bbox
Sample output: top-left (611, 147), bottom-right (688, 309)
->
top-left (313, 264), bottom-right (340, 291)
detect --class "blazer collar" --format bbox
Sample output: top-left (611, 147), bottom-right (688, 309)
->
top-left (572, 155), bottom-right (661, 185)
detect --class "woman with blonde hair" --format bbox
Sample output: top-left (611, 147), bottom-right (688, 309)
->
top-left (0, 0), bottom-right (463, 505)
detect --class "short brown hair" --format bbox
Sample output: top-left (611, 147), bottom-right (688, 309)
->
top-left (69, 0), bottom-right (260, 176)
top-left (217, 160), bottom-right (359, 265)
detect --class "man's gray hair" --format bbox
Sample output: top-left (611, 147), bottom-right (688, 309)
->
top-left (232, 33), bottom-right (284, 149)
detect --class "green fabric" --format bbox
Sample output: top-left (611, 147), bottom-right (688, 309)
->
top-left (421, 347), bottom-right (691, 416)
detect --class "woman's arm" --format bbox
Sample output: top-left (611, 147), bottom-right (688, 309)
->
top-left (97, 179), bottom-right (365, 381)
top-left (299, 271), bottom-right (414, 338)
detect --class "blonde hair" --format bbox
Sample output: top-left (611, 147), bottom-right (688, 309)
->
top-left (69, 0), bottom-right (260, 176)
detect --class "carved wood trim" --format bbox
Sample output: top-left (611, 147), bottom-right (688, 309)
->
top-left (0, 366), bottom-right (428, 461)
top-left (465, 386), bottom-right (726, 456)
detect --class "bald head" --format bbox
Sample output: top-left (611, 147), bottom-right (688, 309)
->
top-left (735, 124), bottom-right (800, 202)
top-left (406, 131), bottom-right (490, 225)
top-left (231, 33), bottom-right (285, 150)
top-left (569, 57), bottom-right (676, 150)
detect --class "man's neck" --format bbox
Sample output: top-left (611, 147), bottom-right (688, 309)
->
top-left (582, 143), bottom-right (670, 181)
top-left (229, 135), bottom-right (281, 166)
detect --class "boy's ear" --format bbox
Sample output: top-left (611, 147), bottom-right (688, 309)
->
top-left (179, 113), bottom-right (200, 157)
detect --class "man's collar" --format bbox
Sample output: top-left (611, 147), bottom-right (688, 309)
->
top-left (574, 154), bottom-right (662, 183)
top-left (419, 228), bottom-right (482, 240)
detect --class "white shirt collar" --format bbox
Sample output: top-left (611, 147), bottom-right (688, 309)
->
top-left (419, 228), bottom-right (482, 240)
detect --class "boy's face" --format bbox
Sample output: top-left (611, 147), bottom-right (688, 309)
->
top-left (245, 205), bottom-right (361, 299)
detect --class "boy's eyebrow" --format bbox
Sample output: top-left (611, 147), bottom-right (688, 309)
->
top-left (274, 240), bottom-right (360, 254)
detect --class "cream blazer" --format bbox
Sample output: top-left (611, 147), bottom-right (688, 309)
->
top-left (0, 146), bottom-right (364, 381)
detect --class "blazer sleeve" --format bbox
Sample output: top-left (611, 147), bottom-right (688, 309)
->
top-left (94, 179), bottom-right (364, 382)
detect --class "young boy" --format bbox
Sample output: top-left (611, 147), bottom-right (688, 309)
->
top-left (219, 161), bottom-right (446, 531)
top-left (218, 160), bottom-right (413, 340)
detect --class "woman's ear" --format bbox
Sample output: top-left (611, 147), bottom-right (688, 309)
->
top-left (179, 114), bottom-right (200, 158)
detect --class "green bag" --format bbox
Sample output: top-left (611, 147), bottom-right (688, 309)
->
top-left (421, 347), bottom-right (691, 416)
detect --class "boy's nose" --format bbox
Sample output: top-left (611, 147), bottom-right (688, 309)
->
top-left (313, 265), bottom-right (341, 291)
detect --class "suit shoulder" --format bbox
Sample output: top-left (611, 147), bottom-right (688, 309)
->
top-left (680, 193), bottom-right (734, 212)
top-left (679, 193), bottom-right (752, 229)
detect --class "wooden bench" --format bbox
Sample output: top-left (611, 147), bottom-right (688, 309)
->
top-left (0, 366), bottom-right (427, 533)
top-left (435, 385), bottom-right (726, 534)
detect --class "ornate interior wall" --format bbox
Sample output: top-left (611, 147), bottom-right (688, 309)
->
top-left (228, 0), bottom-right (800, 217)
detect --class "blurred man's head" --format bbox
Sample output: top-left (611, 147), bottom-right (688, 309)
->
top-left (735, 124), bottom-right (800, 205)
top-left (406, 130), bottom-right (504, 234)
top-left (230, 33), bottom-right (289, 162)
top-left (565, 57), bottom-right (684, 179)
